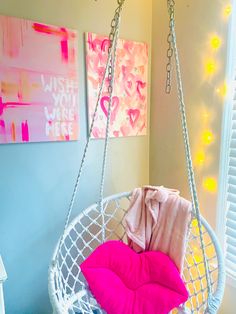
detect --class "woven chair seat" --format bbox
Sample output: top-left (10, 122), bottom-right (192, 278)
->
top-left (48, 192), bottom-right (225, 314)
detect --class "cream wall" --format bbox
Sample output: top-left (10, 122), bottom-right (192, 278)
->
top-left (0, 0), bottom-right (151, 313)
top-left (150, 0), bottom-right (235, 313)
top-left (150, 0), bottom-right (229, 227)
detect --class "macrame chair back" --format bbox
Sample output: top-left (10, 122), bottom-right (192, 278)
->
top-left (48, 192), bottom-right (225, 314)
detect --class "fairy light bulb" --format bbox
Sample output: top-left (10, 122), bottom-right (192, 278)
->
top-left (224, 4), bottom-right (232, 17)
top-left (205, 59), bottom-right (217, 75)
top-left (203, 177), bottom-right (217, 193)
top-left (195, 150), bottom-right (206, 166)
top-left (210, 36), bottom-right (222, 50)
top-left (202, 130), bottom-right (214, 145)
top-left (216, 82), bottom-right (227, 97)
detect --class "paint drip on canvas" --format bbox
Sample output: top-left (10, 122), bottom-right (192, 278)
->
top-left (85, 32), bottom-right (148, 138)
top-left (0, 15), bottom-right (79, 144)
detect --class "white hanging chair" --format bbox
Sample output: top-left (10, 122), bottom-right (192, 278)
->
top-left (49, 192), bottom-right (225, 314)
top-left (48, 1), bottom-right (225, 313)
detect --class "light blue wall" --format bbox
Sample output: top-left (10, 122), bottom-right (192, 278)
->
top-left (0, 0), bottom-right (152, 313)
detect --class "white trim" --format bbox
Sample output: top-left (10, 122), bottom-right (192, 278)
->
top-left (217, 0), bottom-right (236, 286)
top-left (0, 256), bottom-right (7, 314)
top-left (0, 256), bottom-right (7, 283)
top-left (0, 285), bottom-right (6, 314)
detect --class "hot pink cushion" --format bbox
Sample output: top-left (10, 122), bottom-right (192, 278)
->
top-left (80, 241), bottom-right (188, 314)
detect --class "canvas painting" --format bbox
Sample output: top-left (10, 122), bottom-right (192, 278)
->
top-left (85, 32), bottom-right (148, 138)
top-left (0, 15), bottom-right (79, 144)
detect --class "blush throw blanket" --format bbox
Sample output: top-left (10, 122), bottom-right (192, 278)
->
top-left (124, 186), bottom-right (192, 272)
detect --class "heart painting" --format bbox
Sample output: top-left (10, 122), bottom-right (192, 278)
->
top-left (86, 32), bottom-right (148, 138)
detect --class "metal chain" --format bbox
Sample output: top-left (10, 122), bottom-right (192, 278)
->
top-left (166, 0), bottom-right (213, 302)
top-left (165, 0), bottom-right (175, 94)
top-left (98, 3), bottom-right (124, 242)
top-left (53, 0), bottom-right (125, 263)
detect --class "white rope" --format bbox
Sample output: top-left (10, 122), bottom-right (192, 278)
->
top-left (53, 0), bottom-right (126, 263)
top-left (99, 29), bottom-right (119, 242)
top-left (166, 0), bottom-right (213, 304)
top-left (97, 3), bottom-right (124, 242)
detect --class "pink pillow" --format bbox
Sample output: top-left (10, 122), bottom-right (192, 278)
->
top-left (80, 241), bottom-right (188, 314)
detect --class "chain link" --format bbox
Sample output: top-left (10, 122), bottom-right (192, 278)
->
top-left (165, 0), bottom-right (175, 94)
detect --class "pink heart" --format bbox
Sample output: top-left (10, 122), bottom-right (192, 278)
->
top-left (120, 125), bottom-right (131, 137)
top-left (128, 109), bottom-right (140, 128)
top-left (92, 127), bottom-right (103, 138)
top-left (127, 80), bottom-right (132, 89)
top-left (87, 33), bottom-right (104, 51)
top-left (113, 130), bottom-right (120, 137)
top-left (136, 80), bottom-right (146, 101)
top-left (124, 77), bottom-right (135, 97)
top-left (101, 38), bottom-right (110, 52)
top-left (100, 96), bottom-right (120, 125)
top-left (122, 66), bottom-right (136, 97)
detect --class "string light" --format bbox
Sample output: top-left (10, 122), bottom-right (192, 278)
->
top-left (202, 177), bottom-right (217, 192)
top-left (210, 35), bottom-right (222, 50)
top-left (202, 130), bottom-right (214, 145)
top-left (223, 4), bottom-right (232, 17)
top-left (192, 219), bottom-right (198, 228)
top-left (205, 58), bottom-right (217, 75)
top-left (216, 82), bottom-right (227, 97)
top-left (195, 150), bottom-right (206, 166)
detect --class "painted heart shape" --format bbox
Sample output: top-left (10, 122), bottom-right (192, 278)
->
top-left (113, 130), bottom-right (120, 137)
top-left (92, 127), bottom-right (104, 139)
top-left (136, 80), bottom-right (146, 101)
top-left (128, 108), bottom-right (140, 128)
top-left (120, 124), bottom-right (131, 137)
top-left (87, 33), bottom-right (103, 52)
top-left (101, 38), bottom-right (110, 52)
top-left (124, 77), bottom-right (136, 97)
top-left (122, 66), bottom-right (136, 97)
top-left (100, 96), bottom-right (120, 125)
top-left (81, 240), bottom-right (188, 314)
top-left (127, 80), bottom-right (132, 89)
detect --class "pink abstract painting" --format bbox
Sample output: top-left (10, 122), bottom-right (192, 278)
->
top-left (0, 15), bottom-right (79, 144)
top-left (85, 32), bottom-right (148, 138)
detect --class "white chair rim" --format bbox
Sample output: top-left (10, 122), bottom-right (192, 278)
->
top-left (48, 191), bottom-right (225, 314)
